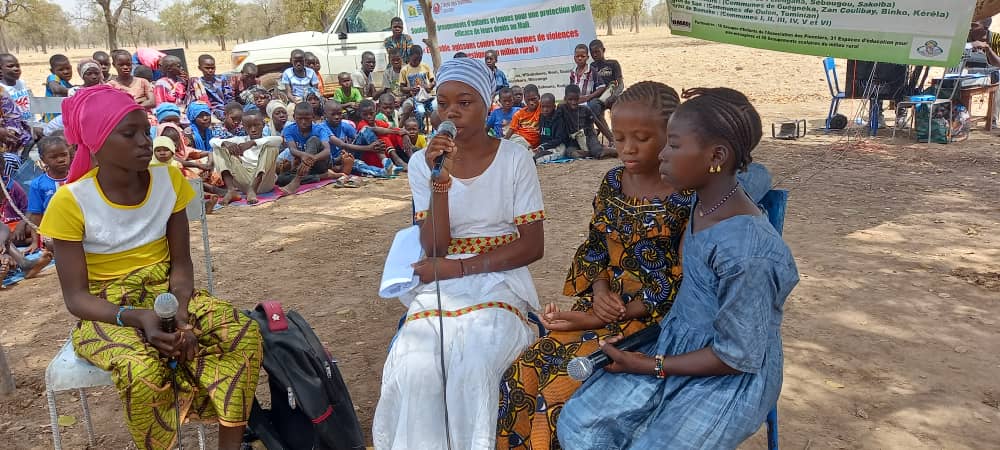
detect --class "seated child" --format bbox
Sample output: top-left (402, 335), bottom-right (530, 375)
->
top-left (376, 93), bottom-right (399, 127)
top-left (352, 51), bottom-right (377, 99)
top-left (152, 136), bottom-right (184, 170)
top-left (320, 100), bottom-right (393, 179)
top-left (20, 136), bottom-right (70, 254)
top-left (277, 102), bottom-right (337, 193)
top-left (245, 87), bottom-right (270, 114)
top-left (354, 99), bottom-right (407, 173)
top-left (505, 84), bottom-right (541, 149)
top-left (44, 54), bottom-right (73, 121)
top-left (535, 85), bottom-right (611, 162)
top-left (133, 65), bottom-right (154, 83)
top-left (333, 72), bottom-right (364, 119)
top-left (265, 100), bottom-right (289, 137)
top-left (233, 63), bottom-right (259, 104)
top-left (401, 117), bottom-right (426, 158)
top-left (557, 87), bottom-right (799, 450)
top-left (486, 87), bottom-right (519, 137)
top-left (211, 109), bottom-right (282, 204)
top-left (399, 45), bottom-right (435, 132)
top-left (107, 50), bottom-right (155, 111)
top-left (512, 85), bottom-right (526, 108)
top-left (304, 87), bottom-right (325, 117)
top-left (533, 93), bottom-right (562, 163)
top-left (304, 52), bottom-right (331, 98)
top-left (92, 51), bottom-right (111, 81)
top-left (0, 54), bottom-right (33, 123)
top-left (157, 121), bottom-right (211, 180)
top-left (1, 89), bottom-right (31, 157)
top-left (210, 102), bottom-right (248, 140)
top-left (2, 159), bottom-right (53, 276)
top-left (153, 55), bottom-right (186, 108)
top-left (67, 59), bottom-right (104, 97)
top-left (185, 102), bottom-right (215, 152)
top-left (281, 49), bottom-right (319, 102)
top-left (187, 54), bottom-right (233, 119)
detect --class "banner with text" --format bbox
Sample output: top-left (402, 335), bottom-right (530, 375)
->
top-left (667, 0), bottom-right (977, 67)
top-left (403, 0), bottom-right (597, 95)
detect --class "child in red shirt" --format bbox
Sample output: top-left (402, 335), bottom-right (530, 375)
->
top-left (354, 99), bottom-right (408, 172)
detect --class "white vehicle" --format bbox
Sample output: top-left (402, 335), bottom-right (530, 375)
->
top-left (231, 0), bottom-right (405, 88)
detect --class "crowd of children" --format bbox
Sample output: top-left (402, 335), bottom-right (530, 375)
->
top-left (0, 16), bottom-right (626, 286)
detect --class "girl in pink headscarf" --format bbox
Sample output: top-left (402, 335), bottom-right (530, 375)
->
top-left (38, 85), bottom-right (262, 450)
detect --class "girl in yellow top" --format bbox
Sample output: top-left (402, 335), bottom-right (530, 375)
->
top-left (39, 85), bottom-right (262, 450)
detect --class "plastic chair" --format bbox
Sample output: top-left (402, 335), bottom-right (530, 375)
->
top-left (759, 189), bottom-right (788, 450)
top-left (44, 179), bottom-right (214, 450)
top-left (892, 60), bottom-right (966, 142)
top-left (823, 58), bottom-right (847, 131)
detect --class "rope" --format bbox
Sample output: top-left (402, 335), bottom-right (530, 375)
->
top-left (0, 175), bottom-right (38, 232)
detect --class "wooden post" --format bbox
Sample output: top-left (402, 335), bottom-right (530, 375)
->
top-left (417, 0), bottom-right (442, 71)
top-left (0, 344), bottom-right (14, 396)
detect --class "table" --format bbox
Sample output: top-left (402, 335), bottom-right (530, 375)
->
top-left (959, 83), bottom-right (999, 131)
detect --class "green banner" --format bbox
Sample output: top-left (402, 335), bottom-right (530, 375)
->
top-left (668, 0), bottom-right (977, 67)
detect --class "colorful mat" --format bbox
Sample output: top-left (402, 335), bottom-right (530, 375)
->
top-left (213, 178), bottom-right (337, 210)
top-left (2, 249), bottom-right (54, 288)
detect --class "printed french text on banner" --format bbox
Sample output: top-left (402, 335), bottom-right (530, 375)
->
top-left (668, 0), bottom-right (977, 67)
top-left (403, 0), bottom-right (598, 95)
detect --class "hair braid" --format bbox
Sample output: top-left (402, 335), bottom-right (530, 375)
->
top-left (614, 81), bottom-right (681, 128)
top-left (676, 87), bottom-right (761, 172)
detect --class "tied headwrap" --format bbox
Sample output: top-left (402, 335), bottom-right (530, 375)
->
top-left (186, 102), bottom-right (212, 151)
top-left (64, 85), bottom-right (144, 182)
top-left (155, 103), bottom-right (181, 123)
top-left (265, 100), bottom-right (288, 134)
top-left (77, 59), bottom-right (101, 79)
top-left (152, 135), bottom-right (175, 153)
top-left (435, 58), bottom-right (496, 109)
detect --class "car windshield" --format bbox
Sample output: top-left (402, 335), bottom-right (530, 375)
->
top-left (342, 0), bottom-right (398, 33)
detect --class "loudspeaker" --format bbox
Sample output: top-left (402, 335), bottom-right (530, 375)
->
top-left (845, 60), bottom-right (908, 100)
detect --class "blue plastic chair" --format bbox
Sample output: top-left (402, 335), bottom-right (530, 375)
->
top-left (759, 189), bottom-right (788, 450)
top-left (823, 57), bottom-right (846, 132)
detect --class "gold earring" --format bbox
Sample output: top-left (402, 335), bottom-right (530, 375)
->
top-left (708, 165), bottom-right (716, 174)
top-left (713, 165), bottom-right (722, 173)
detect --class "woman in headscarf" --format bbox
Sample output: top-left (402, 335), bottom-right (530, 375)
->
top-left (372, 58), bottom-right (545, 450)
top-left (67, 59), bottom-right (104, 97)
top-left (264, 99), bottom-right (289, 137)
top-left (185, 101), bottom-right (213, 152)
top-left (38, 85), bottom-right (262, 450)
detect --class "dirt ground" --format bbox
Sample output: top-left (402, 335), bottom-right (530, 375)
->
top-left (2, 27), bottom-right (999, 449)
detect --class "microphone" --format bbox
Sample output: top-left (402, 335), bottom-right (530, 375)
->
top-left (566, 325), bottom-right (662, 381)
top-left (153, 292), bottom-right (179, 333)
top-left (431, 120), bottom-right (458, 178)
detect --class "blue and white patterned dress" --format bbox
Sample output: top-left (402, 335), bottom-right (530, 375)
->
top-left (557, 207), bottom-right (799, 450)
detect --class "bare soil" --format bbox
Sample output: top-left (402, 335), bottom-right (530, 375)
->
top-left (2, 27), bottom-right (999, 449)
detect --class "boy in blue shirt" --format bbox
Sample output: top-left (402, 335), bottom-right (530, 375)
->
top-left (278, 102), bottom-right (333, 193)
top-left (486, 87), bottom-right (519, 137)
top-left (21, 136), bottom-right (70, 253)
top-left (321, 100), bottom-right (394, 178)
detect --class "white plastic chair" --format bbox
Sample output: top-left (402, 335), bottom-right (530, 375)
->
top-left (45, 179), bottom-right (213, 449)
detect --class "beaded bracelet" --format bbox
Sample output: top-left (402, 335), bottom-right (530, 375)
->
top-left (116, 306), bottom-right (134, 327)
top-left (654, 355), bottom-right (666, 379)
top-left (432, 177), bottom-right (453, 193)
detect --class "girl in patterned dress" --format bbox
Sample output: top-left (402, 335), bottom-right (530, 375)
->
top-left (497, 81), bottom-right (686, 450)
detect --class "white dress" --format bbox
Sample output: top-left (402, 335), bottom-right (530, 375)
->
top-left (373, 140), bottom-right (545, 450)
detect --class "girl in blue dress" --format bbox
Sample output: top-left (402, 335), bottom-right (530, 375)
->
top-left (557, 87), bottom-right (799, 449)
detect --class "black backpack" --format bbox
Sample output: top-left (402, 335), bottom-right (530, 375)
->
top-left (245, 301), bottom-right (365, 450)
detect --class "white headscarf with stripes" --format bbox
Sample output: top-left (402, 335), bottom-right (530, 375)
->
top-left (435, 58), bottom-right (496, 109)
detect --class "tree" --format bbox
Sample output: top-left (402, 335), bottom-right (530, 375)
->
top-left (282, 0), bottom-right (340, 31)
top-left (91, 0), bottom-right (149, 50)
top-left (624, 0), bottom-right (645, 33)
top-left (12, 0), bottom-right (65, 52)
top-left (591, 0), bottom-right (618, 36)
top-left (159, 1), bottom-right (199, 49)
top-left (252, 0), bottom-right (281, 37)
top-left (651, 1), bottom-right (669, 27)
top-left (0, 0), bottom-right (30, 52)
top-left (194, 0), bottom-right (236, 50)
top-left (416, 0), bottom-right (441, 70)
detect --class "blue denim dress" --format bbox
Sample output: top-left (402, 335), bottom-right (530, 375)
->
top-left (557, 208), bottom-right (799, 450)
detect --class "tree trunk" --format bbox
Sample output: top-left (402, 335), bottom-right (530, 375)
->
top-left (0, 25), bottom-right (7, 54)
top-left (104, 15), bottom-right (119, 49)
top-left (183, 37), bottom-right (189, 49)
top-left (218, 35), bottom-right (226, 50)
top-left (606, 16), bottom-right (614, 36)
top-left (0, 345), bottom-right (14, 397)
top-left (418, 0), bottom-right (442, 70)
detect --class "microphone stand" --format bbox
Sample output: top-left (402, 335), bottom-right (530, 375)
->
top-left (429, 161), bottom-right (454, 450)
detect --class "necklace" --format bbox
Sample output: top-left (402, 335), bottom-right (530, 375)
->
top-left (698, 183), bottom-right (740, 217)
